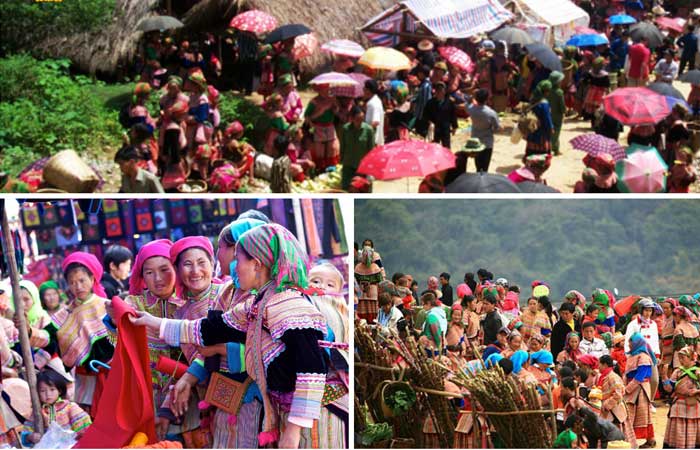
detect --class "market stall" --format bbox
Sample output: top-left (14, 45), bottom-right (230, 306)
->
top-left (503, 0), bottom-right (590, 45)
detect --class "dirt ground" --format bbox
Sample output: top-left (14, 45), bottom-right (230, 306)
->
top-left (651, 403), bottom-right (669, 448)
top-left (374, 80), bottom-right (697, 193)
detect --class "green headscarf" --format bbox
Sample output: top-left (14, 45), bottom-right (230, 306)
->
top-left (237, 223), bottom-right (310, 292)
top-left (18, 280), bottom-right (50, 328)
top-left (679, 295), bottom-right (699, 316)
top-left (38, 280), bottom-right (66, 306)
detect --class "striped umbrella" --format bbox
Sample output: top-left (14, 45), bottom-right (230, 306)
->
top-left (309, 72), bottom-right (359, 86)
top-left (616, 146), bottom-right (668, 193)
top-left (321, 39), bottom-right (365, 58)
top-left (331, 73), bottom-right (370, 98)
top-left (437, 46), bottom-right (473, 72)
top-left (292, 33), bottom-right (318, 59)
top-left (229, 10), bottom-right (277, 34)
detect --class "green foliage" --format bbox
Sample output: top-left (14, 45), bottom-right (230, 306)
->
top-left (0, 54), bottom-right (121, 175)
top-left (384, 387), bottom-right (416, 416)
top-left (355, 200), bottom-right (700, 300)
top-left (218, 92), bottom-right (269, 148)
top-left (0, 0), bottom-right (116, 54)
top-left (359, 422), bottom-right (392, 446)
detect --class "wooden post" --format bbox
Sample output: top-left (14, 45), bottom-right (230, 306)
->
top-left (1, 203), bottom-right (44, 434)
top-left (547, 383), bottom-right (557, 443)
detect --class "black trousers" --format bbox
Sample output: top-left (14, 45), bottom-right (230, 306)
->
top-left (475, 147), bottom-right (494, 172)
top-left (433, 128), bottom-right (451, 150)
top-left (679, 56), bottom-right (695, 76)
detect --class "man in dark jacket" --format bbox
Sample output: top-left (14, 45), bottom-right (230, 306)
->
top-left (481, 294), bottom-right (503, 345)
top-left (440, 272), bottom-right (453, 306)
top-left (424, 82), bottom-right (458, 149)
top-left (677, 26), bottom-right (698, 76)
top-left (551, 302), bottom-right (581, 359)
top-left (102, 245), bottom-right (133, 299)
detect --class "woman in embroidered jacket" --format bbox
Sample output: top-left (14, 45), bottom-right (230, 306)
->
top-left (54, 252), bottom-right (114, 415)
top-left (164, 235), bottom-right (236, 448)
top-left (598, 355), bottom-right (637, 448)
top-left (672, 306), bottom-right (700, 369)
top-left (134, 223), bottom-right (340, 449)
top-left (624, 332), bottom-right (656, 448)
top-left (10, 280), bottom-right (54, 369)
top-left (661, 346), bottom-right (700, 449)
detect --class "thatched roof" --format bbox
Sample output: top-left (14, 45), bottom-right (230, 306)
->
top-left (34, 0), bottom-right (160, 76)
top-left (183, 0), bottom-right (398, 73)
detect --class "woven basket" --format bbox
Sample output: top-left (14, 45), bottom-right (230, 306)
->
top-left (36, 188), bottom-right (68, 193)
top-left (43, 150), bottom-right (99, 193)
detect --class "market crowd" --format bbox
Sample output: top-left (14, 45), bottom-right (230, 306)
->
top-left (354, 240), bottom-right (700, 448)
top-left (109, 1), bottom-right (700, 194)
top-left (0, 211), bottom-right (349, 449)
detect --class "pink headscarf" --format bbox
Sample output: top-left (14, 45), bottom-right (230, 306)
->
top-left (129, 239), bottom-right (174, 295)
top-left (169, 236), bottom-right (214, 299)
top-left (61, 252), bottom-right (107, 298)
top-left (456, 283), bottom-right (473, 298)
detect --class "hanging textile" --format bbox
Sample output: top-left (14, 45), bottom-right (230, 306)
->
top-left (103, 200), bottom-right (123, 238)
top-left (153, 200), bottom-right (168, 231)
top-left (56, 200), bottom-right (76, 227)
top-left (21, 203), bottom-right (41, 229)
top-left (169, 200), bottom-right (188, 226)
top-left (270, 200), bottom-right (288, 229)
top-left (41, 203), bottom-right (59, 228)
top-left (301, 199), bottom-right (322, 257)
top-left (133, 199), bottom-right (154, 234)
top-left (55, 226), bottom-right (80, 248)
top-left (187, 200), bottom-right (203, 224)
top-left (226, 199), bottom-right (237, 217)
top-left (332, 200), bottom-right (348, 255)
top-left (74, 296), bottom-right (157, 448)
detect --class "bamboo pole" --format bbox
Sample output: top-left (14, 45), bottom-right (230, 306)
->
top-left (1, 204), bottom-right (44, 434)
top-left (548, 382), bottom-right (557, 439)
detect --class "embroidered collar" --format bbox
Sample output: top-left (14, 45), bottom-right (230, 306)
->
top-left (145, 290), bottom-right (184, 308)
top-left (185, 284), bottom-right (214, 302)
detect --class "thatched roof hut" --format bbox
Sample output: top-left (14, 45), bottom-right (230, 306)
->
top-left (34, 0), bottom-right (160, 76)
top-left (182, 0), bottom-right (398, 73)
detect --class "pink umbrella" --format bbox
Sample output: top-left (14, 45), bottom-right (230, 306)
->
top-left (292, 33), bottom-right (318, 59)
top-left (655, 17), bottom-right (684, 33)
top-left (309, 72), bottom-right (359, 86)
top-left (321, 39), bottom-right (365, 58)
top-left (615, 147), bottom-right (668, 193)
top-left (229, 10), bottom-right (277, 34)
top-left (570, 133), bottom-right (627, 161)
top-left (574, 26), bottom-right (599, 35)
top-left (437, 46), bottom-right (473, 72)
top-left (332, 73), bottom-right (370, 98)
top-left (357, 140), bottom-right (456, 180)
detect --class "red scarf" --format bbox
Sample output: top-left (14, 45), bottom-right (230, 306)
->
top-left (599, 366), bottom-right (614, 379)
top-left (75, 297), bottom-right (156, 448)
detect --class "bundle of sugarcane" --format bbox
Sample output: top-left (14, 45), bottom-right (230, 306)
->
top-left (463, 366), bottom-right (553, 448)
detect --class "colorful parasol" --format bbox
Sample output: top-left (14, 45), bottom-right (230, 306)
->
top-left (331, 73), bottom-right (370, 98)
top-left (615, 146), bottom-right (668, 193)
top-left (309, 72), bottom-right (359, 86)
top-left (608, 14), bottom-right (637, 25)
top-left (655, 17), bottom-right (684, 33)
top-left (570, 133), bottom-right (627, 161)
top-left (603, 87), bottom-right (670, 125)
top-left (292, 33), bottom-right (318, 59)
top-left (357, 140), bottom-right (455, 180)
top-left (229, 10), bottom-right (278, 34)
top-left (321, 39), bottom-right (365, 58)
top-left (358, 47), bottom-right (411, 71)
top-left (437, 46), bottom-right (474, 72)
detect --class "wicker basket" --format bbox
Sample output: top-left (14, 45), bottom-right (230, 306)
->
top-left (177, 179), bottom-right (207, 193)
top-left (43, 150), bottom-right (99, 193)
top-left (36, 188), bottom-right (68, 193)
top-left (380, 381), bottom-right (415, 418)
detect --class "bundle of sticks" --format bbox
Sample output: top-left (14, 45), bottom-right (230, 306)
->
top-left (462, 366), bottom-right (554, 448)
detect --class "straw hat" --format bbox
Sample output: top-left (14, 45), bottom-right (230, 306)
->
top-left (418, 39), bottom-right (434, 51)
top-left (45, 356), bottom-right (74, 383)
top-left (652, 6), bottom-right (668, 16)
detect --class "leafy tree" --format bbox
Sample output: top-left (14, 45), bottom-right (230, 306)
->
top-left (0, 0), bottom-right (116, 55)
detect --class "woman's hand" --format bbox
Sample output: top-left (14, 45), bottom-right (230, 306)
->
top-left (129, 310), bottom-right (163, 330)
top-left (196, 343), bottom-right (227, 357)
top-left (278, 421), bottom-right (302, 448)
top-left (170, 374), bottom-right (196, 417)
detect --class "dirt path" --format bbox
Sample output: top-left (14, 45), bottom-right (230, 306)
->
top-left (374, 80), bottom-right (697, 193)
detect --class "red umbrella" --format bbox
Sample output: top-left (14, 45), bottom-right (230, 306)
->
top-left (292, 33), bottom-right (318, 59)
top-left (603, 87), bottom-right (671, 125)
top-left (614, 295), bottom-right (640, 316)
top-left (229, 10), bottom-right (277, 34)
top-left (437, 46), bottom-right (473, 72)
top-left (655, 17), bottom-right (684, 33)
top-left (357, 140), bottom-right (456, 180)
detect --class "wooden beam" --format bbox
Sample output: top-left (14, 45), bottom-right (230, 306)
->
top-left (1, 203), bottom-right (44, 434)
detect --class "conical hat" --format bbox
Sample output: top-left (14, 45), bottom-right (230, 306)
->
top-left (45, 357), bottom-right (74, 383)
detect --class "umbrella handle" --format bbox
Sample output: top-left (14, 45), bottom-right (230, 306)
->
top-left (89, 360), bottom-right (111, 373)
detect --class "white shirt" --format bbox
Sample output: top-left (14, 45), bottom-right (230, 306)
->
top-left (579, 337), bottom-right (609, 358)
top-left (624, 316), bottom-right (660, 355)
top-left (365, 94), bottom-right (385, 146)
top-left (654, 59), bottom-right (679, 82)
top-left (377, 306), bottom-right (403, 330)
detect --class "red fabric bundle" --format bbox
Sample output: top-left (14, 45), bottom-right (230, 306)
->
top-left (155, 356), bottom-right (189, 379)
top-left (75, 296), bottom-right (156, 448)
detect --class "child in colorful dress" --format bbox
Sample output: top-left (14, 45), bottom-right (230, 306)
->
top-left (24, 370), bottom-right (92, 443)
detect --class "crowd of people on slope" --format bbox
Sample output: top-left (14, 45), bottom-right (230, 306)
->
top-left (1, 211), bottom-right (349, 449)
top-left (354, 240), bottom-right (700, 448)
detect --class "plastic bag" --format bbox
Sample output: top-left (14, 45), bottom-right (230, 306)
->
top-left (34, 422), bottom-right (77, 449)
